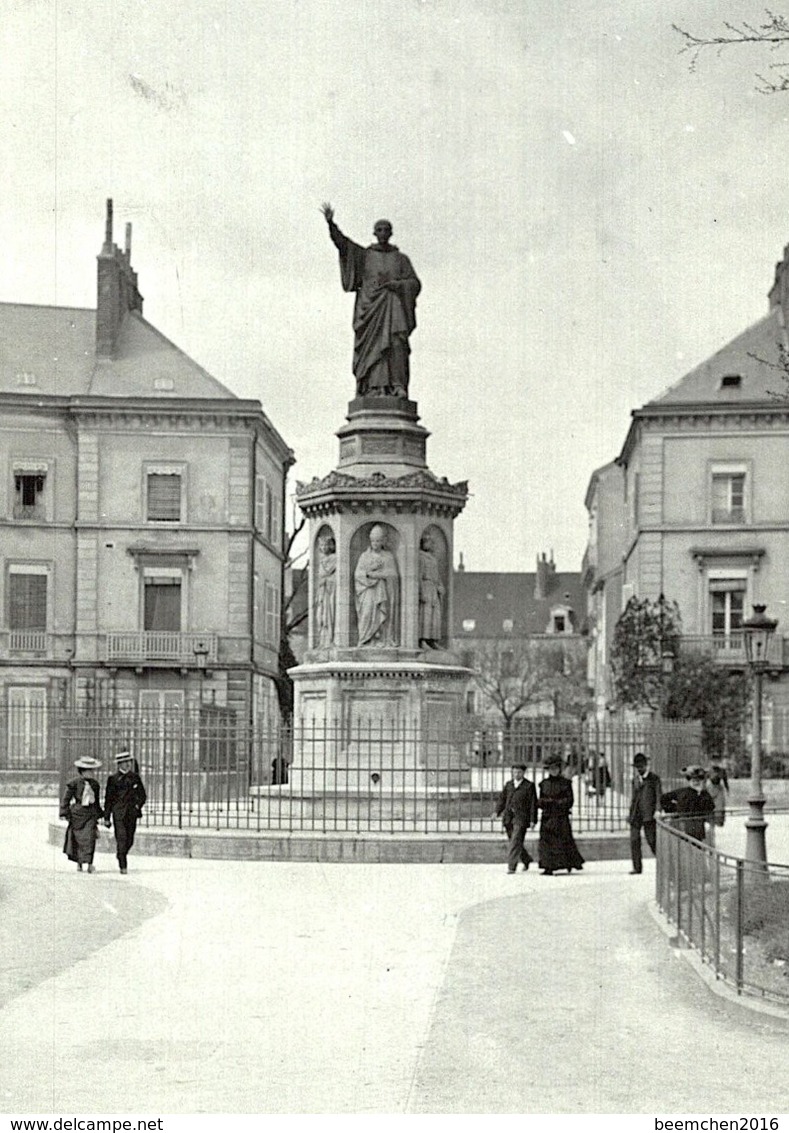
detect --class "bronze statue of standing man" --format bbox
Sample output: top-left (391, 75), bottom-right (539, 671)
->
top-left (321, 204), bottom-right (421, 398)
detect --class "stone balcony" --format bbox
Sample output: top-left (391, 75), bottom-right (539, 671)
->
top-left (104, 631), bottom-right (218, 666)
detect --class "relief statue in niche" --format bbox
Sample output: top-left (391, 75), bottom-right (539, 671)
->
top-left (418, 530), bottom-right (444, 649)
top-left (354, 524), bottom-right (400, 647)
top-left (315, 533), bottom-right (337, 647)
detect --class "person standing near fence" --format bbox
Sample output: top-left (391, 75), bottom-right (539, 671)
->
top-left (60, 756), bottom-right (103, 873)
top-left (493, 763), bottom-right (538, 873)
top-left (628, 752), bottom-right (661, 875)
top-left (103, 751), bottom-right (147, 874)
top-left (537, 755), bottom-right (584, 875)
top-left (660, 765), bottom-right (715, 842)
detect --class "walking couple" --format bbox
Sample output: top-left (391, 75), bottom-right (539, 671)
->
top-left (60, 750), bottom-right (147, 875)
top-left (494, 756), bottom-right (584, 876)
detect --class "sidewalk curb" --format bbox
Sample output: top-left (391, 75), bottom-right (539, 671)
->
top-left (647, 898), bottom-right (789, 1023)
top-left (46, 818), bottom-right (631, 863)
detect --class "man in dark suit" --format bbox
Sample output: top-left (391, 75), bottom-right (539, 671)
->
top-left (103, 750), bottom-right (147, 874)
top-left (494, 763), bottom-right (538, 873)
top-left (628, 752), bottom-right (661, 874)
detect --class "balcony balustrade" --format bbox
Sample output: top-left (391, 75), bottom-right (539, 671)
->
top-left (105, 631), bottom-right (218, 665)
top-left (680, 632), bottom-right (785, 668)
top-left (8, 630), bottom-right (49, 654)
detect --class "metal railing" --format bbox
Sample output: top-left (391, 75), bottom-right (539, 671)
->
top-left (655, 817), bottom-right (789, 1002)
top-left (9, 709), bottom-right (695, 834)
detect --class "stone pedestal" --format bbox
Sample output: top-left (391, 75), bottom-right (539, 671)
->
top-left (289, 395), bottom-right (470, 819)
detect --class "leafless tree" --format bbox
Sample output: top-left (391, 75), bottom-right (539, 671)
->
top-left (473, 641), bottom-right (568, 730)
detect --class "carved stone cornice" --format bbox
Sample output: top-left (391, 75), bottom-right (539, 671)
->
top-left (690, 546), bottom-right (765, 572)
top-left (289, 660), bottom-right (471, 681)
top-left (296, 468), bottom-right (469, 519)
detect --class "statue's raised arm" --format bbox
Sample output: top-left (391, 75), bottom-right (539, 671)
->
top-left (321, 204), bottom-right (421, 399)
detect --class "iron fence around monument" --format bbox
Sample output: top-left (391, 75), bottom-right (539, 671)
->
top-left (27, 707), bottom-right (702, 834)
top-left (655, 817), bottom-right (789, 1003)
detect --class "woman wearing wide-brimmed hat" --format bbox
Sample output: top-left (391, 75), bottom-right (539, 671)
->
top-left (537, 755), bottom-right (585, 875)
top-left (660, 765), bottom-right (715, 843)
top-left (59, 757), bottom-right (103, 872)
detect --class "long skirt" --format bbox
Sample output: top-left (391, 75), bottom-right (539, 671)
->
top-left (538, 813), bottom-right (585, 872)
top-left (63, 806), bottom-right (99, 865)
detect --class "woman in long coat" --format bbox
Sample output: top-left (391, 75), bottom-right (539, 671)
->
top-left (60, 756), bottom-right (102, 872)
top-left (538, 755), bottom-right (585, 875)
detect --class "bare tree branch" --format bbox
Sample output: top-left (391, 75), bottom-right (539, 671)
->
top-left (673, 11), bottom-right (789, 89)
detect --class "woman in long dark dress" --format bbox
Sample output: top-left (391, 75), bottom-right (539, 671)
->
top-left (538, 755), bottom-right (585, 875)
top-left (60, 756), bottom-right (102, 872)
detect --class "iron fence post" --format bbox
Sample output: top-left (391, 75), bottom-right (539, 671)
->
top-left (735, 858), bottom-right (745, 994)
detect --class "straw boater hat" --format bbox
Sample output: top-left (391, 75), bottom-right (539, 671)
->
top-left (74, 756), bottom-right (101, 770)
top-left (114, 751), bottom-right (133, 764)
top-left (681, 764), bottom-right (706, 780)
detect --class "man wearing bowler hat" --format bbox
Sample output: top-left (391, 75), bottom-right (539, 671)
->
top-left (493, 763), bottom-right (538, 873)
top-left (628, 752), bottom-right (662, 874)
top-left (103, 751), bottom-right (147, 874)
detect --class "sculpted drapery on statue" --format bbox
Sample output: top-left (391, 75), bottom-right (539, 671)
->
top-left (418, 531), bottom-right (444, 649)
top-left (321, 204), bottom-right (421, 398)
top-left (315, 534), bottom-right (337, 647)
top-left (354, 525), bottom-right (400, 647)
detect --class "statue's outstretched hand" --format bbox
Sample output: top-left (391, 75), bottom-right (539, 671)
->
top-left (320, 202), bottom-right (334, 224)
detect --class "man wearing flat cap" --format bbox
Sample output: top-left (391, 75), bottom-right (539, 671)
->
top-left (103, 751), bottom-right (147, 874)
top-left (493, 763), bottom-right (538, 873)
top-left (661, 765), bottom-right (715, 843)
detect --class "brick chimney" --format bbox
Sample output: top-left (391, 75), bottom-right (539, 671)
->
top-left (534, 551), bottom-right (556, 600)
top-left (96, 199), bottom-right (143, 358)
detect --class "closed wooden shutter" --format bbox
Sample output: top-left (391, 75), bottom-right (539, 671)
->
top-left (9, 573), bottom-right (47, 630)
top-left (147, 474), bottom-right (181, 521)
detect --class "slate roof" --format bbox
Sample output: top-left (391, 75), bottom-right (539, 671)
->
top-left (453, 571), bottom-right (584, 638)
top-left (0, 302), bottom-right (237, 400)
top-left (648, 309), bottom-right (784, 406)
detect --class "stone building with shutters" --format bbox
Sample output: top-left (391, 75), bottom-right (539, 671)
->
top-left (0, 201), bottom-right (293, 779)
top-left (583, 238), bottom-right (789, 740)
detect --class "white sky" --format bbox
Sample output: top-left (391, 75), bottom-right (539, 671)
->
top-left (2, 0), bottom-right (789, 572)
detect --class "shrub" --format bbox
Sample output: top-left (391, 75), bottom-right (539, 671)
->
top-left (742, 880), bottom-right (789, 964)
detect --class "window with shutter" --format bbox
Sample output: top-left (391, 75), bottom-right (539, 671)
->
top-left (265, 485), bottom-right (273, 543)
top-left (147, 473), bottom-right (182, 521)
top-left (8, 573), bottom-right (47, 630)
top-left (255, 476), bottom-right (266, 533)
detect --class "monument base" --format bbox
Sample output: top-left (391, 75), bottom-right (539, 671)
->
top-left (288, 658), bottom-right (473, 798)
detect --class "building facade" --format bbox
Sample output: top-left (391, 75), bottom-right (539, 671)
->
top-left (585, 240), bottom-right (789, 738)
top-left (0, 202), bottom-right (293, 773)
top-left (452, 553), bottom-right (587, 724)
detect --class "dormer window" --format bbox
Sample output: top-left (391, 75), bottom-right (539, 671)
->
top-left (547, 605), bottom-right (573, 635)
top-left (719, 374), bottom-right (742, 390)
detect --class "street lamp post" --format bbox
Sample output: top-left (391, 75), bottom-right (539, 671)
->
top-left (741, 604), bottom-right (778, 867)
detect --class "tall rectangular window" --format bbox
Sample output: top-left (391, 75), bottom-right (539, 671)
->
top-left (144, 577), bottom-right (182, 631)
top-left (147, 473), bottom-right (182, 522)
top-left (8, 571), bottom-right (47, 630)
top-left (711, 472), bottom-right (746, 524)
top-left (710, 579), bottom-right (746, 637)
top-left (12, 461), bottom-right (49, 521)
top-left (255, 476), bottom-right (266, 533)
